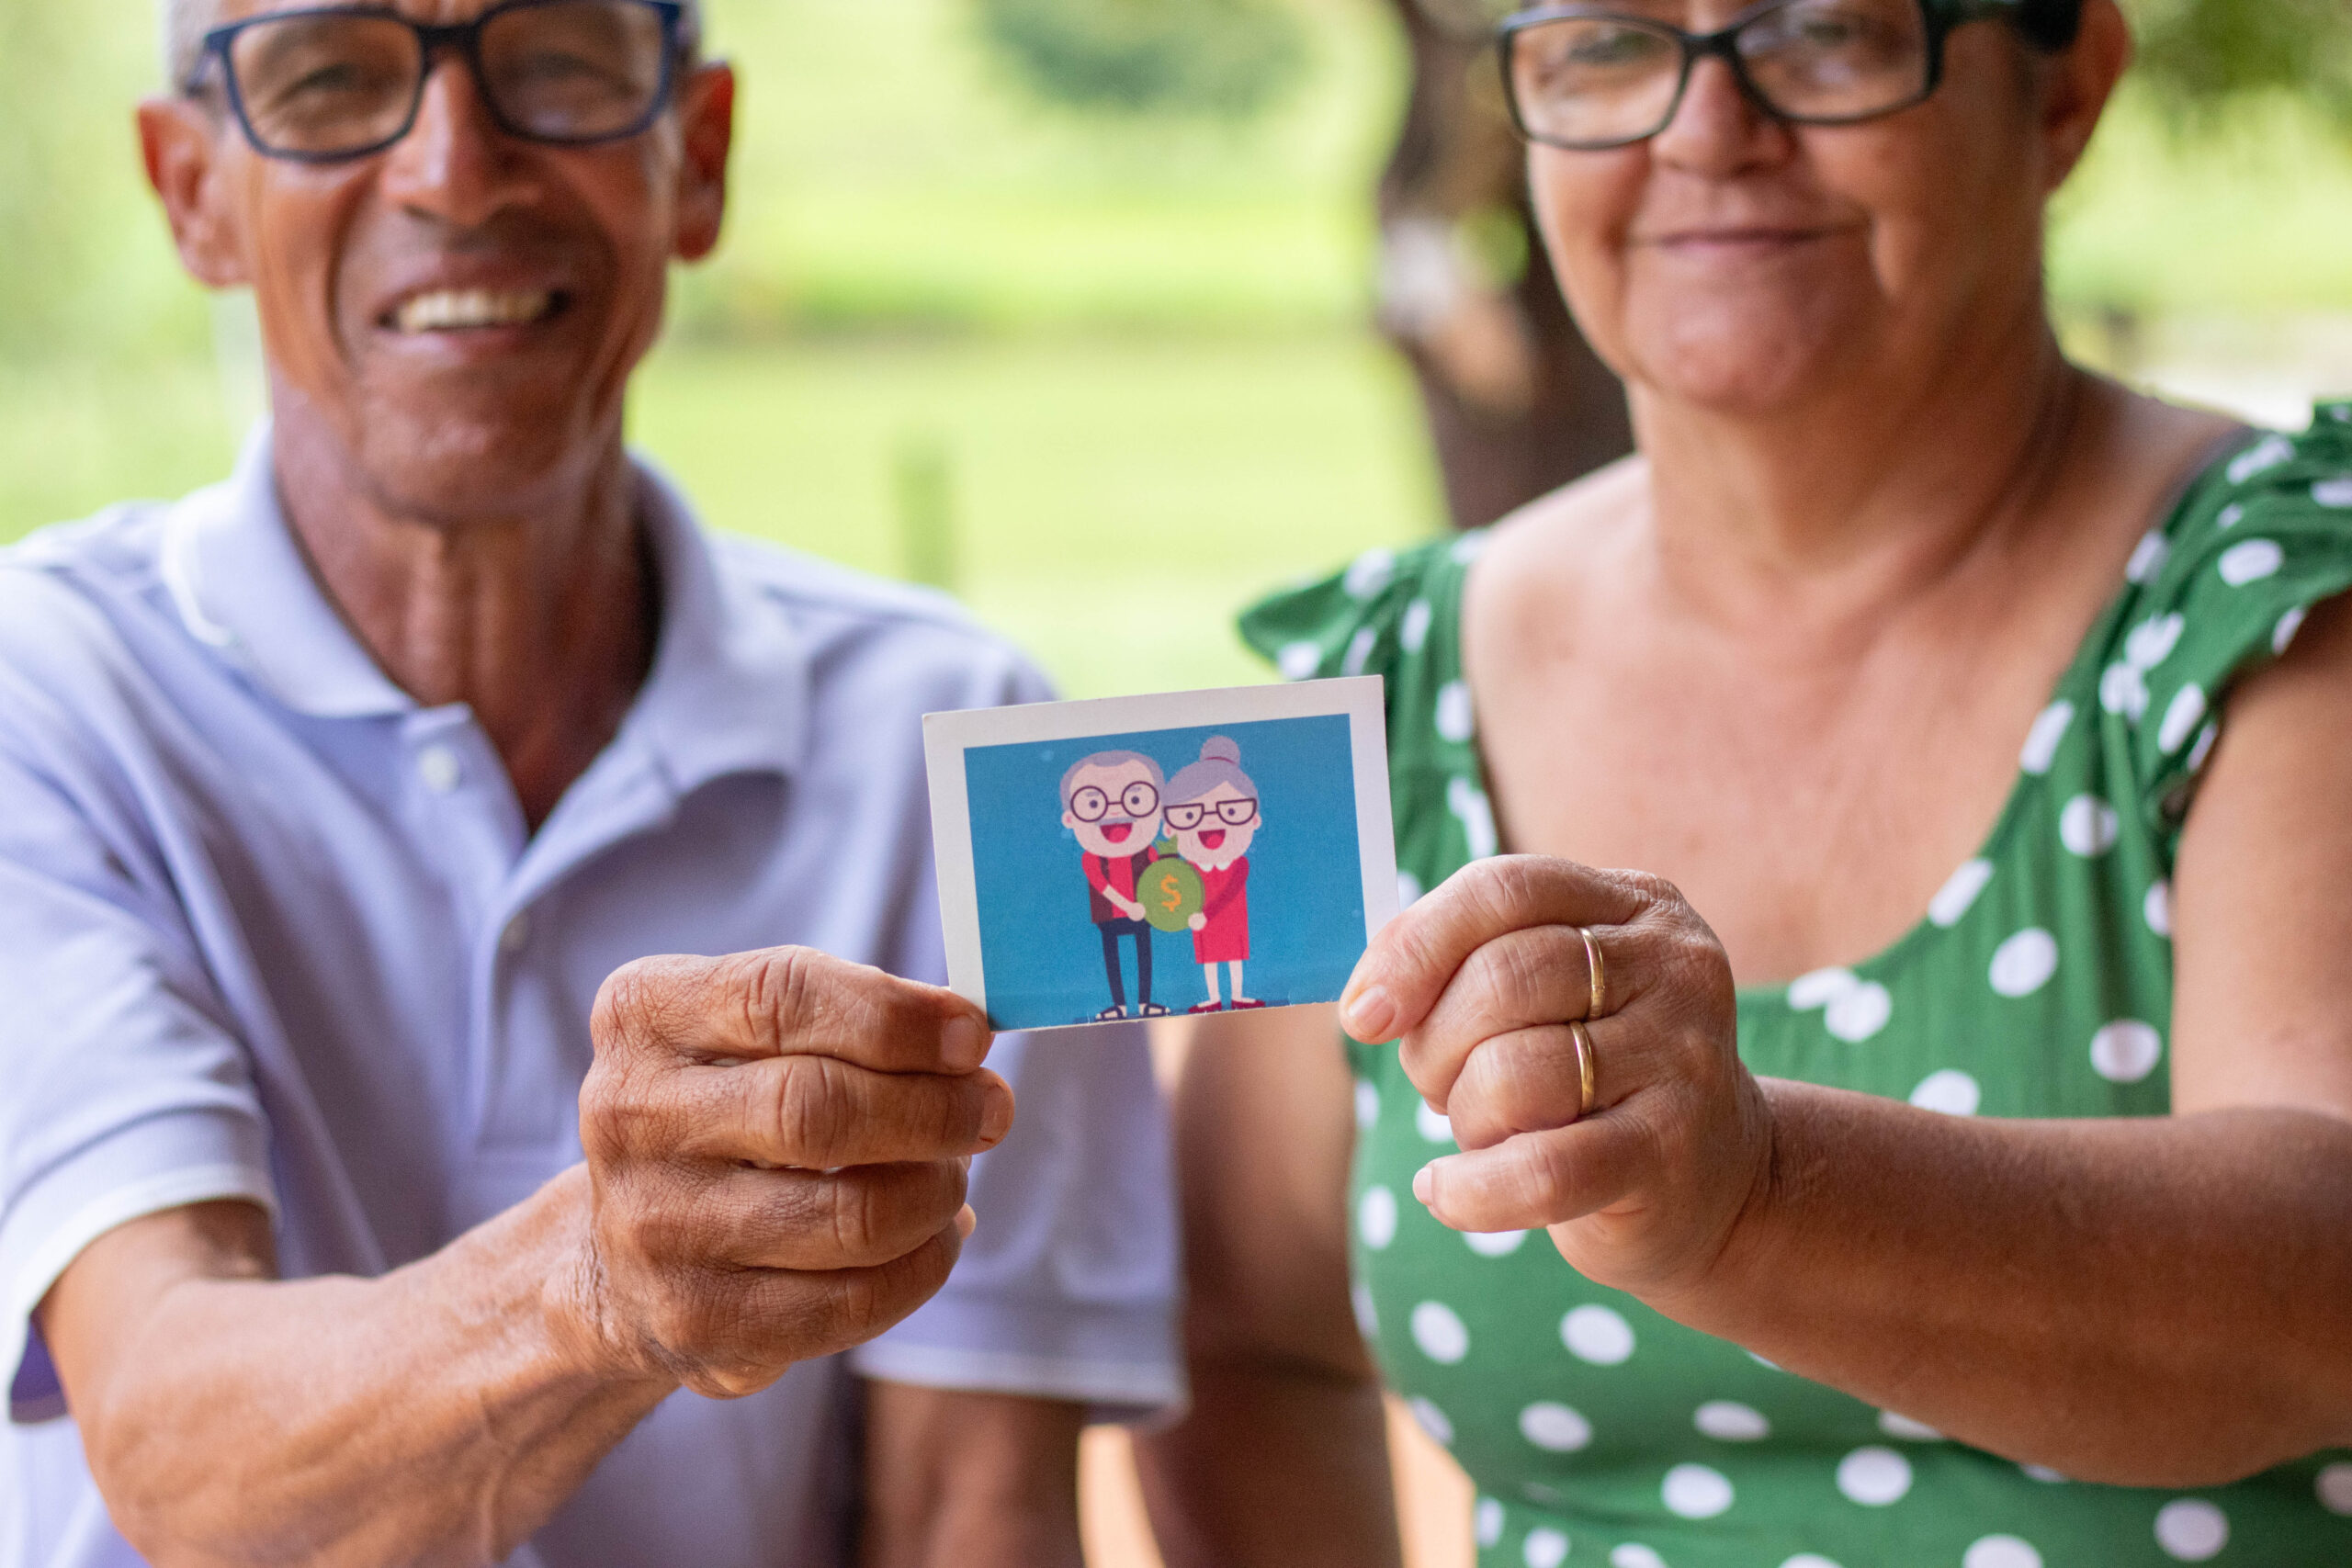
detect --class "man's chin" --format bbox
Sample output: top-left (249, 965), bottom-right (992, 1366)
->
top-left (334, 400), bottom-right (613, 525)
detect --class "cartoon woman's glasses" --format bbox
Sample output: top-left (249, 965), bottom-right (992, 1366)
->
top-left (1071, 782), bottom-right (1161, 823)
top-left (1166, 798), bottom-right (1261, 831)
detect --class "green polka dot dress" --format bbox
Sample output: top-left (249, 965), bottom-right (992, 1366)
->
top-left (1239, 409), bottom-right (2352, 1568)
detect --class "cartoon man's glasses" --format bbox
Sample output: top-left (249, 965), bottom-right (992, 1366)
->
top-left (1166, 798), bottom-right (1261, 831)
top-left (1071, 782), bottom-right (1161, 823)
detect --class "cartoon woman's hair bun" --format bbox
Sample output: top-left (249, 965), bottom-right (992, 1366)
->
top-left (1200, 736), bottom-right (1241, 765)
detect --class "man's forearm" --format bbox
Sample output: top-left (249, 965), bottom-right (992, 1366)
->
top-left (45, 1170), bottom-right (672, 1568)
top-left (860, 1382), bottom-right (1085, 1568)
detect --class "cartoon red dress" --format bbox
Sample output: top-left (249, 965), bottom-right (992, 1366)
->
top-left (1192, 858), bottom-right (1250, 964)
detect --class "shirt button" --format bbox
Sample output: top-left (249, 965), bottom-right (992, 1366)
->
top-left (417, 744), bottom-right (462, 795)
top-left (500, 913), bottom-right (532, 955)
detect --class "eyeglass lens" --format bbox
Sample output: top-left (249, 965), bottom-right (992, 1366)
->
top-left (1508, 0), bottom-right (1932, 149)
top-left (1072, 783), bottom-right (1160, 823)
top-left (1167, 799), bottom-right (1258, 829)
top-left (225, 1), bottom-right (670, 159)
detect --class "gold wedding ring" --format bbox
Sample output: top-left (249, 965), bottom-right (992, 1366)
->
top-left (1577, 925), bottom-right (1608, 1020)
top-left (1567, 1020), bottom-right (1597, 1121)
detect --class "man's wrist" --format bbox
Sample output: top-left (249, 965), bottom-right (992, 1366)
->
top-left (527, 1165), bottom-right (679, 1398)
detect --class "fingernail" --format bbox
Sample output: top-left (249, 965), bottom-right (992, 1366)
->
top-left (1344, 985), bottom-right (1396, 1042)
top-left (956, 1204), bottom-right (977, 1240)
top-left (942, 1014), bottom-right (987, 1069)
top-left (978, 1081), bottom-right (1014, 1147)
top-left (1412, 1162), bottom-right (1437, 1207)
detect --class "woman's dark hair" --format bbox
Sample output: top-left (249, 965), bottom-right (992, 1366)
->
top-left (1996, 0), bottom-right (2085, 51)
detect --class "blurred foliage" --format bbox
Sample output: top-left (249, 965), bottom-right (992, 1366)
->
top-left (973, 0), bottom-right (1309, 118)
top-left (2130, 0), bottom-right (2352, 130)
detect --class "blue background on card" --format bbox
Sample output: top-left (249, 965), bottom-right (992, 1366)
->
top-left (965, 715), bottom-right (1366, 1030)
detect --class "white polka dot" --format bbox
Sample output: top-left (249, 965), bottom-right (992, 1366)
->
top-left (2315, 1461), bottom-right (2352, 1515)
top-left (1910, 1068), bottom-right (1982, 1117)
top-left (1277, 640), bottom-right (1322, 681)
top-left (1929, 859), bottom-right (1995, 927)
top-left (1825, 982), bottom-right (1893, 1043)
top-left (1401, 598), bottom-right (1434, 655)
top-left (2227, 433), bottom-right (2293, 484)
top-left (1522, 1481), bottom-right (1564, 1506)
top-left (1466, 1229), bottom-right (1529, 1258)
top-left (2126, 530), bottom-right (2172, 583)
top-left (2144, 880), bottom-right (2173, 938)
top-left (1788, 967), bottom-right (1860, 1010)
top-left (2020, 1463), bottom-right (2068, 1483)
top-left (1835, 1446), bottom-right (1913, 1506)
top-left (2154, 1498), bottom-right (2229, 1561)
top-left (2217, 502), bottom-right (2246, 529)
top-left (1748, 1351), bottom-right (1781, 1371)
top-left (1562, 1303), bottom-right (1635, 1365)
top-left (1781, 1558), bottom-right (1843, 1568)
top-left (1611, 1547), bottom-right (1668, 1568)
top-left (2219, 538), bottom-right (2285, 587)
top-left (1409, 1396), bottom-right (1454, 1447)
top-left (1449, 776), bottom-right (1499, 861)
top-left (1417, 1100), bottom-right (1454, 1145)
top-left (1345, 547), bottom-right (1397, 600)
top-left (1476, 1497), bottom-right (1506, 1548)
top-left (1342, 626), bottom-right (1379, 677)
top-left (1876, 1410), bottom-right (1943, 1441)
top-left (1522, 1527), bottom-right (1569, 1568)
top-left (1411, 1301), bottom-right (1471, 1364)
top-left (2126, 613), bottom-right (2186, 671)
top-left (2020, 701), bottom-right (2075, 775)
top-left (2059, 795), bottom-right (2120, 858)
top-left (1436, 681), bottom-right (1476, 743)
top-left (1356, 1083), bottom-right (1384, 1133)
top-left (2318, 477), bottom-right (2352, 508)
top-left (1359, 1186), bottom-right (1398, 1250)
top-left (1519, 1401), bottom-right (1593, 1452)
top-left (1989, 928), bottom-right (2058, 998)
top-left (1694, 1400), bottom-right (1770, 1441)
top-left (1451, 532), bottom-right (1489, 563)
top-left (2091, 1019), bottom-right (2165, 1083)
top-left (1351, 1281), bottom-right (1379, 1338)
top-left (1397, 870), bottom-right (1425, 909)
top-left (1963, 1536), bottom-right (2043, 1568)
top-left (2275, 604), bottom-right (2309, 655)
top-left (2099, 661), bottom-right (2149, 722)
top-left (2158, 683), bottom-right (2208, 755)
top-left (2187, 720), bottom-right (2220, 773)
top-left (1663, 1462), bottom-right (1734, 1519)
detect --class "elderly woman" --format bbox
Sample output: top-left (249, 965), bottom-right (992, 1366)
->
top-left (1135, 1), bottom-right (2352, 1564)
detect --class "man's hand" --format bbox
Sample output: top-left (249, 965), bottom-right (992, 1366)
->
top-left (563, 948), bottom-right (1012, 1398)
top-left (1115, 895), bottom-right (1147, 922)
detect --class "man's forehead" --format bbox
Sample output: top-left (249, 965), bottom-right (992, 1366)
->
top-left (220, 0), bottom-right (526, 24)
top-left (1076, 759), bottom-right (1153, 781)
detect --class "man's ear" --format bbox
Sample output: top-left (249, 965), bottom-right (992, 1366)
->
top-left (139, 96), bottom-right (251, 288)
top-left (2037, 0), bottom-right (2130, 196)
top-left (673, 62), bottom-right (735, 264)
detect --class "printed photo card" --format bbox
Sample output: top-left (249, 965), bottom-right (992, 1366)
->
top-left (923, 677), bottom-right (1398, 1032)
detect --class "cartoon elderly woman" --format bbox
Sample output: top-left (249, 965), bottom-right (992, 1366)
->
top-left (1165, 736), bottom-right (1264, 1013)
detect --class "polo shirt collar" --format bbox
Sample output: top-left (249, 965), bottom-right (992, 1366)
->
top-left (161, 425), bottom-right (810, 787)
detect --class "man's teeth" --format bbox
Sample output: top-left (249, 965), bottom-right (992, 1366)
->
top-left (392, 288), bottom-right (554, 333)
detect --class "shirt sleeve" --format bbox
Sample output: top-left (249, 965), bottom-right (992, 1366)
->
top-left (0, 705), bottom-right (277, 1426)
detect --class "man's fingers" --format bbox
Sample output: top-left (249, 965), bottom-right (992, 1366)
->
top-left (672, 1162), bottom-right (971, 1272)
top-left (1410, 1113), bottom-right (1657, 1235)
top-left (594, 948), bottom-right (991, 1076)
top-left (1340, 857), bottom-right (1649, 1043)
top-left (626, 1055), bottom-right (1012, 1170)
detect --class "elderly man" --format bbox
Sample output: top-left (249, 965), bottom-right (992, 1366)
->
top-left (0, 1), bottom-right (1178, 1563)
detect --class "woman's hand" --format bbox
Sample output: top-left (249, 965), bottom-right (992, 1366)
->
top-left (1339, 856), bottom-right (1772, 1304)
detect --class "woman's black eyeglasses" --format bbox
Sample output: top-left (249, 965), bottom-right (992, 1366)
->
top-left (187, 0), bottom-right (687, 164)
top-left (1071, 782), bottom-right (1162, 825)
top-left (1166, 798), bottom-right (1261, 831)
top-left (1499, 0), bottom-right (2023, 151)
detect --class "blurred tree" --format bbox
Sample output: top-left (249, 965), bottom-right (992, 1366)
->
top-left (973, 0), bottom-right (1309, 118)
top-left (2131, 0), bottom-right (2352, 128)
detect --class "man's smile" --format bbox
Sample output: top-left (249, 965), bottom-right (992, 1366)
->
top-left (385, 287), bottom-right (566, 335)
top-left (1102, 822), bottom-right (1134, 844)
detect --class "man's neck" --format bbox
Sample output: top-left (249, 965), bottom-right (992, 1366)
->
top-left (271, 414), bottom-right (657, 832)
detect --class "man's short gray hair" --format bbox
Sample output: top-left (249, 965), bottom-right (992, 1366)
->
top-left (159, 0), bottom-right (704, 90)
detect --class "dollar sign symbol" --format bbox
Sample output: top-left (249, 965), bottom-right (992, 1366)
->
top-left (1157, 868), bottom-right (1183, 915)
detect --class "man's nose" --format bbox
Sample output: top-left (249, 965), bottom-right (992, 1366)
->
top-left (379, 56), bottom-right (545, 226)
top-left (1650, 53), bottom-right (1792, 175)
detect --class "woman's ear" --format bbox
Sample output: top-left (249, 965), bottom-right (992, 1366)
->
top-left (138, 96), bottom-right (251, 288)
top-left (2037, 0), bottom-right (2131, 196)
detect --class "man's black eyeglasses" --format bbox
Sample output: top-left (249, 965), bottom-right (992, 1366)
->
top-left (1071, 783), bottom-right (1162, 825)
top-left (1500, 0), bottom-right (2023, 151)
top-left (1166, 798), bottom-right (1260, 831)
top-left (187, 0), bottom-right (688, 164)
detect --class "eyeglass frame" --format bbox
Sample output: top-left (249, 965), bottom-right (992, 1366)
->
top-left (186, 0), bottom-right (691, 165)
top-left (1069, 782), bottom-right (1164, 825)
top-left (1165, 797), bottom-right (1261, 831)
top-left (1497, 0), bottom-right (2025, 152)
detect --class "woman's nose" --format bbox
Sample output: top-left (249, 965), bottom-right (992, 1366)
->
top-left (1650, 53), bottom-right (1793, 175)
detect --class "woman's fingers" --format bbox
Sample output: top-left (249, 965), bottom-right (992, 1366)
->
top-left (1341, 857), bottom-right (1649, 1044)
top-left (1410, 1111), bottom-right (1658, 1235)
top-left (1400, 924), bottom-right (1626, 1109)
top-left (1441, 1021), bottom-right (1606, 1151)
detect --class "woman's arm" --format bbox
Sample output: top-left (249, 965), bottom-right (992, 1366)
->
top-left (1133, 1005), bottom-right (1405, 1568)
top-left (1346, 598), bottom-right (2352, 1487)
top-left (859, 1384), bottom-right (1085, 1568)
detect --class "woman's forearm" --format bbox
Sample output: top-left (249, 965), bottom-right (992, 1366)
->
top-left (56, 1173), bottom-right (672, 1567)
top-left (1665, 1085), bottom-right (2352, 1485)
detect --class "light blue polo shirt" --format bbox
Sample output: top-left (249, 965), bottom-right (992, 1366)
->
top-left (0, 434), bottom-right (1180, 1568)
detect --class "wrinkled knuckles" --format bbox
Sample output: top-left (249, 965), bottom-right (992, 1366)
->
top-left (770, 1053), bottom-right (853, 1166)
top-left (742, 947), bottom-right (821, 1055)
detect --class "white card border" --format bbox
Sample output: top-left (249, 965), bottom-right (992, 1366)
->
top-left (923, 677), bottom-right (1398, 1026)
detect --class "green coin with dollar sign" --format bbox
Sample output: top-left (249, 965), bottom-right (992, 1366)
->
top-left (1138, 852), bottom-right (1204, 933)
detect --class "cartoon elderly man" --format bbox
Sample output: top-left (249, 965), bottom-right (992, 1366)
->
top-left (1061, 751), bottom-right (1173, 1021)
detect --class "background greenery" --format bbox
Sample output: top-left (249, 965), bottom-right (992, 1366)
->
top-left (3, 0), bottom-right (2348, 695)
